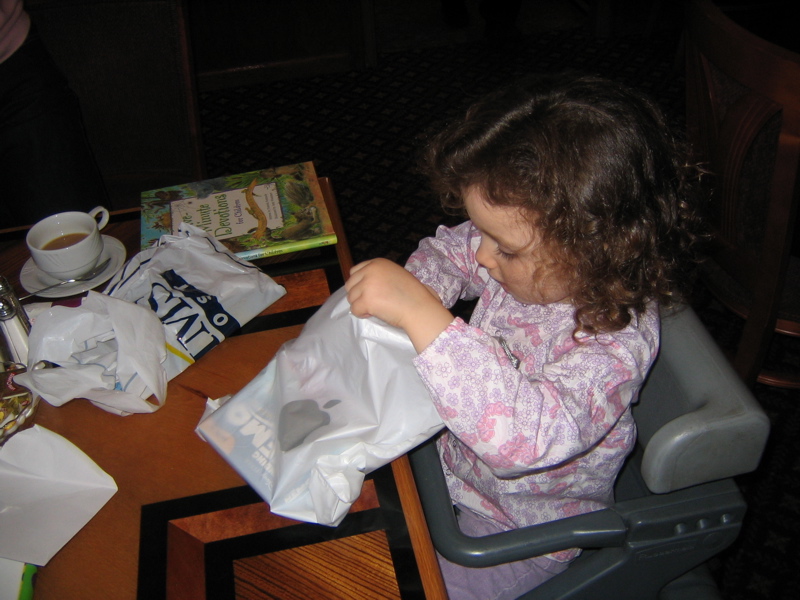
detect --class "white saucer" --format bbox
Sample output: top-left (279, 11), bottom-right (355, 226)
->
top-left (20, 235), bottom-right (127, 298)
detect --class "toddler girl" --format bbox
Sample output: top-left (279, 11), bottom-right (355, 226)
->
top-left (345, 73), bottom-right (700, 600)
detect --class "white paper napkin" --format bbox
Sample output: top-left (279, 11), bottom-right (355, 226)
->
top-left (0, 425), bottom-right (117, 566)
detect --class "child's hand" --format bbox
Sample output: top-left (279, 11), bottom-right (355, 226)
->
top-left (346, 258), bottom-right (453, 352)
top-left (346, 259), bottom-right (435, 326)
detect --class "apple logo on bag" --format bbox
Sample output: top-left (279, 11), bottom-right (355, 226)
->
top-left (278, 399), bottom-right (342, 451)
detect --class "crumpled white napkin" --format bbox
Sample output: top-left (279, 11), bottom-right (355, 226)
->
top-left (14, 292), bottom-right (168, 415)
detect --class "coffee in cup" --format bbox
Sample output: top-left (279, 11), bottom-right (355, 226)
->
top-left (26, 206), bottom-right (110, 281)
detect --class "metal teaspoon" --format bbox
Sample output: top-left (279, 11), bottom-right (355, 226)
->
top-left (20, 257), bottom-right (112, 300)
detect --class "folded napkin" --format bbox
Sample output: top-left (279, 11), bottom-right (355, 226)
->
top-left (0, 426), bottom-right (117, 566)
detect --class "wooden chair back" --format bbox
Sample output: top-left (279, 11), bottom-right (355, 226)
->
top-left (26, 0), bottom-right (206, 211)
top-left (685, 0), bottom-right (800, 387)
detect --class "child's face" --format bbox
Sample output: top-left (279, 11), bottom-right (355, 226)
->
top-left (464, 187), bottom-right (570, 305)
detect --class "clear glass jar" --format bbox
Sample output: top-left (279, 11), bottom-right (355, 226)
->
top-left (1, 364), bottom-right (38, 445)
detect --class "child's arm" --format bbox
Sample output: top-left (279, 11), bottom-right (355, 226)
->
top-left (405, 222), bottom-right (489, 308)
top-left (346, 258), bottom-right (455, 353)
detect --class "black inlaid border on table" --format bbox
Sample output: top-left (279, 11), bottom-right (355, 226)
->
top-left (137, 465), bottom-right (425, 600)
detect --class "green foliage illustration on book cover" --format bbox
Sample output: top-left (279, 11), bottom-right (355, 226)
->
top-left (141, 162), bottom-right (336, 260)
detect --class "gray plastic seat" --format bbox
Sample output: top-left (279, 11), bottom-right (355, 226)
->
top-left (408, 306), bottom-right (770, 599)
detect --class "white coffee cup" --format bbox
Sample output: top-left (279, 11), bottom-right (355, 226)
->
top-left (26, 206), bottom-right (110, 281)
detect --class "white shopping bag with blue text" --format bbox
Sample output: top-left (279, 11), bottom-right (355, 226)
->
top-left (104, 223), bottom-right (286, 380)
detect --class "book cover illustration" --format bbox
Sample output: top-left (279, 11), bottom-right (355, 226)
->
top-left (141, 162), bottom-right (337, 261)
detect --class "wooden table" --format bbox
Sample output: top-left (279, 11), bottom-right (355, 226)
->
top-left (0, 180), bottom-right (447, 599)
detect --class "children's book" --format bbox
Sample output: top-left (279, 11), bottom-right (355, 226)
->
top-left (140, 161), bottom-right (337, 261)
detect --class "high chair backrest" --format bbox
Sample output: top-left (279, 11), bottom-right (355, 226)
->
top-left (633, 306), bottom-right (770, 494)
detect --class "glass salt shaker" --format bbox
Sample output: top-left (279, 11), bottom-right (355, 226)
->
top-left (0, 275), bottom-right (30, 331)
top-left (0, 276), bottom-right (31, 368)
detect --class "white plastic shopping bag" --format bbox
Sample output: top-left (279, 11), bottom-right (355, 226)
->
top-left (197, 287), bottom-right (444, 526)
top-left (104, 223), bottom-right (286, 379)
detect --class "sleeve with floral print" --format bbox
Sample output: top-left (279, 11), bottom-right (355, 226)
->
top-left (405, 221), bottom-right (490, 308)
top-left (413, 316), bottom-right (656, 478)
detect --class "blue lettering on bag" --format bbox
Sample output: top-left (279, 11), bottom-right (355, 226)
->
top-left (146, 269), bottom-right (241, 359)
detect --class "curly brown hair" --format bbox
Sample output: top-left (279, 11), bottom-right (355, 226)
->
top-left (420, 73), bottom-right (703, 335)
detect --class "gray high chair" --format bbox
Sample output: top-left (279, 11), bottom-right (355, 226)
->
top-left (408, 306), bottom-right (770, 599)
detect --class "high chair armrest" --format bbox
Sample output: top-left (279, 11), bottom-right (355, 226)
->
top-left (409, 437), bottom-right (746, 578)
top-left (407, 439), bottom-right (628, 568)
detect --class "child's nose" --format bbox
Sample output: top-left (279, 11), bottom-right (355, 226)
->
top-left (475, 241), bottom-right (497, 269)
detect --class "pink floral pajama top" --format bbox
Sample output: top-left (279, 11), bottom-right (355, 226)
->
top-left (405, 221), bottom-right (660, 562)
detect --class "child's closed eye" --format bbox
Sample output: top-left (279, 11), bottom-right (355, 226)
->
top-left (496, 247), bottom-right (517, 260)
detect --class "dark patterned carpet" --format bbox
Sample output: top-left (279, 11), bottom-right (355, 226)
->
top-left (198, 22), bottom-right (800, 600)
